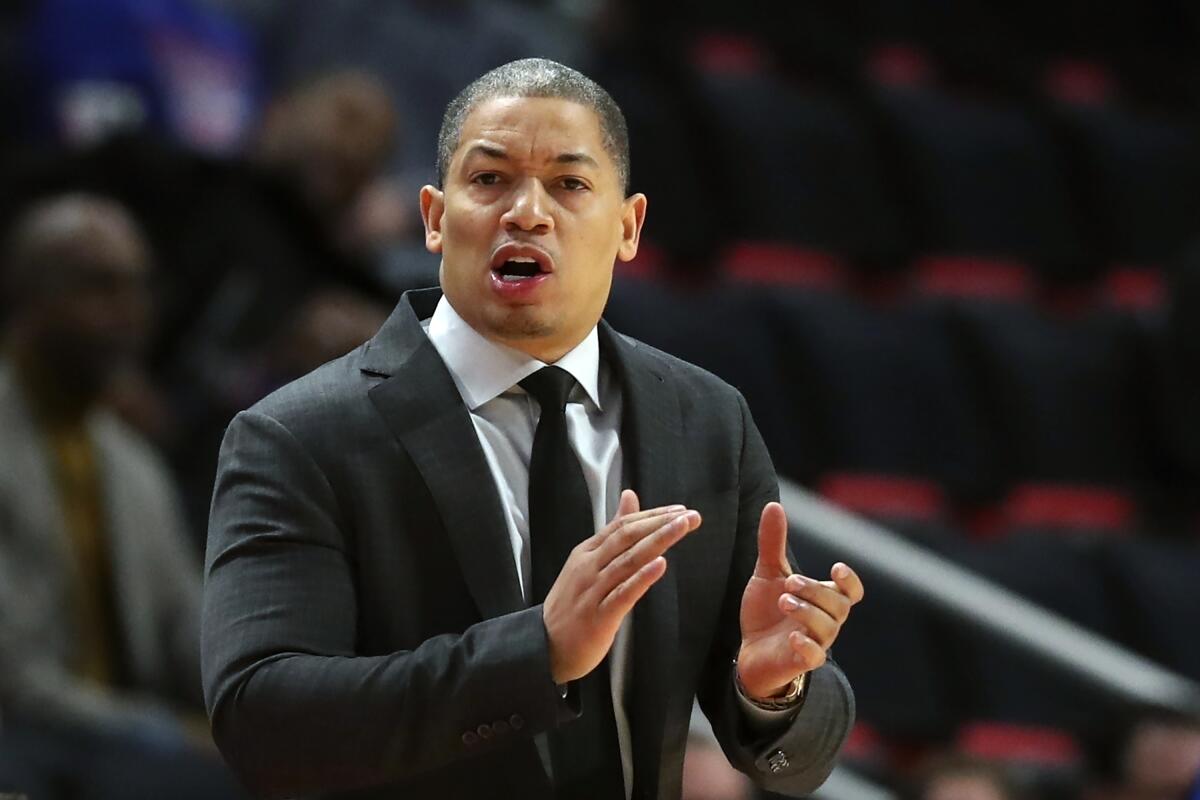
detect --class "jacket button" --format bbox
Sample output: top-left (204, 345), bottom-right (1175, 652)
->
top-left (493, 720), bottom-right (510, 735)
top-left (509, 714), bottom-right (524, 730)
top-left (462, 731), bottom-right (479, 746)
top-left (477, 723), bottom-right (493, 739)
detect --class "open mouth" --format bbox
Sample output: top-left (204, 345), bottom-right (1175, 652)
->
top-left (489, 243), bottom-right (554, 285)
top-left (492, 256), bottom-right (546, 281)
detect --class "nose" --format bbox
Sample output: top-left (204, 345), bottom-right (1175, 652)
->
top-left (500, 177), bottom-right (554, 234)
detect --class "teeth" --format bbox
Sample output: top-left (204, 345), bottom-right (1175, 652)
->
top-left (508, 256), bottom-right (537, 263)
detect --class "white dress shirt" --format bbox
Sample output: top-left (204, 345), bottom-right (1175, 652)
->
top-left (423, 296), bottom-right (791, 797)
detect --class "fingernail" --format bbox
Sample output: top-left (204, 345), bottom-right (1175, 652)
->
top-left (667, 504), bottom-right (686, 512)
top-left (782, 595), bottom-right (801, 611)
top-left (833, 564), bottom-right (848, 579)
top-left (789, 575), bottom-right (808, 589)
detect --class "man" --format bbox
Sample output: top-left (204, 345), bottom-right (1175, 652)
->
top-left (1096, 710), bottom-right (1200, 800)
top-left (203, 58), bottom-right (861, 799)
top-left (0, 194), bottom-right (240, 798)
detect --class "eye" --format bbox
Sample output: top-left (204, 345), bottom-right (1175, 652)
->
top-left (559, 176), bottom-right (589, 192)
top-left (471, 172), bottom-right (503, 186)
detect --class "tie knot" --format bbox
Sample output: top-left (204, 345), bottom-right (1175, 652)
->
top-left (520, 366), bottom-right (576, 412)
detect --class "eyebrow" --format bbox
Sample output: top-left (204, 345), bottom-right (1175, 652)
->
top-left (554, 151), bottom-right (600, 169)
top-left (463, 144), bottom-right (600, 170)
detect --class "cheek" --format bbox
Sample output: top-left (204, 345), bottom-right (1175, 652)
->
top-left (56, 296), bottom-right (106, 331)
top-left (567, 255), bottom-right (615, 313)
top-left (439, 213), bottom-right (488, 282)
top-left (442, 200), bottom-right (495, 241)
top-left (443, 208), bottom-right (498, 261)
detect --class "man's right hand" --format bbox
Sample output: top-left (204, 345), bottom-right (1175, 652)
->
top-left (543, 489), bottom-right (701, 685)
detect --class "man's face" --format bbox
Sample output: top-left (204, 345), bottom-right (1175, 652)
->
top-left (421, 95), bottom-right (646, 362)
top-left (32, 226), bottom-right (151, 394)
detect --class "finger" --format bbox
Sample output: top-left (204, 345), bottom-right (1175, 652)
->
top-left (788, 630), bottom-right (827, 672)
top-left (778, 593), bottom-right (840, 649)
top-left (593, 506), bottom-right (692, 561)
top-left (784, 573), bottom-right (852, 624)
top-left (618, 488), bottom-right (639, 517)
top-left (597, 555), bottom-right (668, 618)
top-left (831, 562), bottom-right (865, 605)
top-left (587, 505), bottom-right (684, 551)
top-left (598, 510), bottom-right (701, 588)
top-left (754, 502), bottom-right (791, 579)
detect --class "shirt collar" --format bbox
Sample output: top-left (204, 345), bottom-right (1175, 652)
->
top-left (425, 295), bottom-right (602, 411)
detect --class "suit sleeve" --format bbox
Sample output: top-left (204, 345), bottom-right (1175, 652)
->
top-left (694, 392), bottom-right (855, 796)
top-left (201, 409), bottom-right (575, 798)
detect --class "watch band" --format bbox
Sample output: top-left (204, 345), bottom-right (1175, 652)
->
top-left (734, 661), bottom-right (809, 710)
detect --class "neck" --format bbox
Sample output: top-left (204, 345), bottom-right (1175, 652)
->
top-left (7, 337), bottom-right (97, 425)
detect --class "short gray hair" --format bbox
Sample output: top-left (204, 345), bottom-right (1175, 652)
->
top-left (436, 58), bottom-right (630, 194)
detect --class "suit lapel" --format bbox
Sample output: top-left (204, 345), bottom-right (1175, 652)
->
top-left (364, 290), bottom-right (525, 621)
top-left (602, 324), bottom-right (688, 800)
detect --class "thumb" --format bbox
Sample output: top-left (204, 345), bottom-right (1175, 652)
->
top-left (618, 488), bottom-right (640, 517)
top-left (755, 502), bottom-right (791, 579)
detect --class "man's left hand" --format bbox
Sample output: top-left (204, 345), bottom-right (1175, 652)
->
top-left (735, 502), bottom-right (864, 701)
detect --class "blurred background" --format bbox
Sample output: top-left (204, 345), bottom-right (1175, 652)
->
top-left (1, 0), bottom-right (1200, 799)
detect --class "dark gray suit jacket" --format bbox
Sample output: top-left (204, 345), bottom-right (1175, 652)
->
top-left (201, 288), bottom-right (854, 799)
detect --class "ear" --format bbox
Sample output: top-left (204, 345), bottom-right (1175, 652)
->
top-left (419, 185), bottom-right (446, 254)
top-left (616, 193), bottom-right (648, 263)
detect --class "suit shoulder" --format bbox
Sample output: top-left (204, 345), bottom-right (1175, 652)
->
top-left (620, 333), bottom-right (746, 406)
top-left (239, 344), bottom-right (373, 436)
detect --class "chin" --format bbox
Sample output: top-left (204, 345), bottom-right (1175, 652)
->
top-left (480, 302), bottom-right (544, 334)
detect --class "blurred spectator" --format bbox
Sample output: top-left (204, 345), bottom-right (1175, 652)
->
top-left (0, 69), bottom-right (401, 535)
top-left (21, 0), bottom-right (259, 152)
top-left (214, 0), bottom-right (590, 291)
top-left (911, 755), bottom-right (1022, 800)
top-left (0, 194), bottom-right (241, 799)
top-left (1119, 716), bottom-right (1200, 800)
top-left (164, 68), bottom-right (399, 343)
top-left (681, 703), bottom-right (754, 800)
top-left (265, 289), bottom-right (391, 382)
top-left (255, 70), bottom-right (400, 254)
top-left (246, 0), bottom-right (582, 190)
top-left (153, 70), bottom-right (397, 530)
top-left (1086, 709), bottom-right (1200, 800)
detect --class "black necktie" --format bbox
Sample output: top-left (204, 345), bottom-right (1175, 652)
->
top-left (520, 366), bottom-right (625, 799)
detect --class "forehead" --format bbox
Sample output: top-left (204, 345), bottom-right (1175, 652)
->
top-left (45, 221), bottom-right (149, 280)
top-left (454, 96), bottom-right (613, 169)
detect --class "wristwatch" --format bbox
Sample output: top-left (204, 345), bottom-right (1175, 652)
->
top-left (734, 660), bottom-right (809, 711)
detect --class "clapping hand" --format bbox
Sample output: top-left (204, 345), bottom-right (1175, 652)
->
top-left (543, 490), bottom-right (701, 684)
